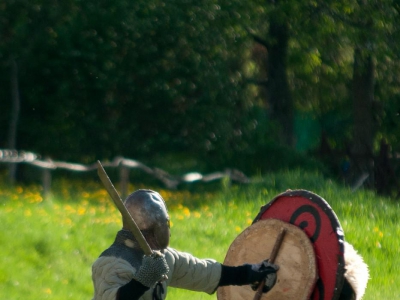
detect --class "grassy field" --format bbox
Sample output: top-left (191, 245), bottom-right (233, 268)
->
top-left (0, 170), bottom-right (398, 299)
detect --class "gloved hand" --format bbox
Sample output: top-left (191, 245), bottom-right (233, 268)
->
top-left (248, 260), bottom-right (279, 293)
top-left (219, 259), bottom-right (279, 293)
top-left (133, 251), bottom-right (169, 287)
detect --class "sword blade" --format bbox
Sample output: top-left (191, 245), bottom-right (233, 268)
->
top-left (96, 160), bottom-right (153, 255)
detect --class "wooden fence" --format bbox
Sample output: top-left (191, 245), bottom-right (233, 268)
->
top-left (0, 149), bottom-right (250, 198)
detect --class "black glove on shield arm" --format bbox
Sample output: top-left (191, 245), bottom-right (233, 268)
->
top-left (218, 261), bottom-right (279, 292)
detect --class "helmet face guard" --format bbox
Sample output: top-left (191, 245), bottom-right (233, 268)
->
top-left (124, 189), bottom-right (170, 250)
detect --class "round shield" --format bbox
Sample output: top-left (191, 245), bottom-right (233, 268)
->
top-left (254, 189), bottom-right (345, 300)
top-left (217, 219), bottom-right (317, 300)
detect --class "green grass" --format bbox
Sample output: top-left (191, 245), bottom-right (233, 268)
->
top-left (0, 170), bottom-right (398, 299)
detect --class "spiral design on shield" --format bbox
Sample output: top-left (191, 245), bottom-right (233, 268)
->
top-left (289, 205), bottom-right (321, 243)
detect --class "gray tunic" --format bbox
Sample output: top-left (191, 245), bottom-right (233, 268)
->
top-left (92, 230), bottom-right (222, 300)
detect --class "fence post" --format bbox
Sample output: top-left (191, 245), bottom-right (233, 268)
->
top-left (42, 167), bottom-right (52, 200)
top-left (8, 162), bottom-right (17, 185)
top-left (119, 164), bottom-right (129, 200)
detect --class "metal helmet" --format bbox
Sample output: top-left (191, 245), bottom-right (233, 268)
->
top-left (123, 189), bottom-right (170, 250)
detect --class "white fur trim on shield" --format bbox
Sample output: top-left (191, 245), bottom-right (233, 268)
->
top-left (344, 242), bottom-right (369, 300)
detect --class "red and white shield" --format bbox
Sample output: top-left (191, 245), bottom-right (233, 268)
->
top-left (253, 189), bottom-right (345, 300)
top-left (217, 189), bottom-right (345, 300)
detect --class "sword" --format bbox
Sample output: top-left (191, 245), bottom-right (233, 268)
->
top-left (96, 160), bottom-right (153, 256)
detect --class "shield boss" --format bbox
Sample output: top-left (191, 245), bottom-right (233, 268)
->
top-left (217, 219), bottom-right (317, 300)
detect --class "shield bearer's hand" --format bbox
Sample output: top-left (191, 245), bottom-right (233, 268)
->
top-left (249, 260), bottom-right (279, 292)
top-left (218, 260), bottom-right (279, 292)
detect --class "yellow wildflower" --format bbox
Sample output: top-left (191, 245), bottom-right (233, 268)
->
top-left (183, 207), bottom-right (190, 217)
top-left (77, 207), bottom-right (86, 215)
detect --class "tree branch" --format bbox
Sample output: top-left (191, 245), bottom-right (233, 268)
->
top-left (246, 27), bottom-right (269, 49)
top-left (319, 3), bottom-right (369, 29)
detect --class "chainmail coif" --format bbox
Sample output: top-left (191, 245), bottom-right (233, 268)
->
top-left (100, 230), bottom-right (144, 270)
top-left (99, 230), bottom-right (169, 288)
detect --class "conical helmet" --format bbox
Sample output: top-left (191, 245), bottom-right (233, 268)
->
top-left (123, 189), bottom-right (170, 250)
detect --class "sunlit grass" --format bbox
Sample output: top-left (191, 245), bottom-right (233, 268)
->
top-left (0, 170), bottom-right (398, 299)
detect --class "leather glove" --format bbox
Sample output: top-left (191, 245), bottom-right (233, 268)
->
top-left (218, 259), bottom-right (279, 292)
top-left (249, 260), bottom-right (279, 293)
top-left (133, 251), bottom-right (169, 287)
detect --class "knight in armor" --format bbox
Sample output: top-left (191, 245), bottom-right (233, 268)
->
top-left (91, 189), bottom-right (279, 300)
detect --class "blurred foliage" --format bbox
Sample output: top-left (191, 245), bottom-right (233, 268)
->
top-left (0, 0), bottom-right (399, 194)
top-left (0, 0), bottom-right (260, 163)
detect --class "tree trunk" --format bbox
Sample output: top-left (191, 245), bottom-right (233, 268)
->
top-left (266, 17), bottom-right (294, 147)
top-left (8, 58), bottom-right (20, 184)
top-left (350, 47), bottom-right (375, 188)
